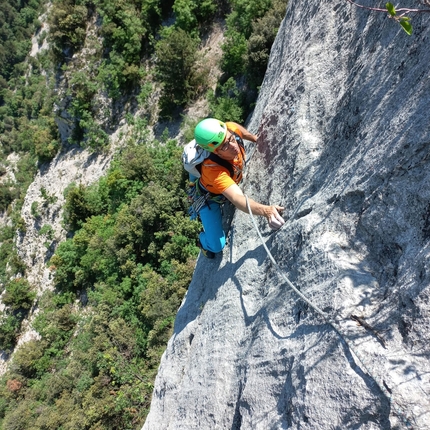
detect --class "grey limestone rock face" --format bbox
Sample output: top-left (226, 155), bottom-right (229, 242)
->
top-left (143, 0), bottom-right (430, 428)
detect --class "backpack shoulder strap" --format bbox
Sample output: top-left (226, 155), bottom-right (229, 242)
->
top-left (207, 153), bottom-right (235, 178)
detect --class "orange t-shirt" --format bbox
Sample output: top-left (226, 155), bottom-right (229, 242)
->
top-left (199, 122), bottom-right (245, 195)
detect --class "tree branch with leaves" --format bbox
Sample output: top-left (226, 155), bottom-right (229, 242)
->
top-left (346, 0), bottom-right (430, 34)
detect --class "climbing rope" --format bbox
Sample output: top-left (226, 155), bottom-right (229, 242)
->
top-left (243, 194), bottom-right (414, 428)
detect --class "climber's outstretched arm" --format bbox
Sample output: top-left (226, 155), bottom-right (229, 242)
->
top-left (223, 184), bottom-right (285, 230)
top-left (228, 122), bottom-right (257, 143)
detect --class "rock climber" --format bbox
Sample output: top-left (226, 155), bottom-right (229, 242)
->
top-left (191, 118), bottom-right (285, 259)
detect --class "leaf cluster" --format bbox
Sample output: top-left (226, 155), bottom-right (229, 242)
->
top-left (155, 27), bottom-right (202, 114)
top-left (48, 0), bottom-right (89, 59)
top-left (93, 0), bottom-right (158, 96)
top-left (208, 77), bottom-right (244, 123)
top-left (386, 2), bottom-right (413, 35)
top-left (0, 182), bottom-right (19, 212)
top-left (214, 0), bottom-right (287, 121)
top-left (0, 28), bottom-right (59, 162)
top-left (0, 278), bottom-right (36, 353)
top-left (173, 0), bottom-right (218, 34)
top-left (221, 0), bottom-right (288, 84)
top-left (0, 0), bottom-right (44, 82)
top-left (0, 49), bottom-right (59, 238)
top-left (154, 0), bottom-right (226, 115)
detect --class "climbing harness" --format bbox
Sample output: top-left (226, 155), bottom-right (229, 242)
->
top-left (187, 180), bottom-right (227, 220)
top-left (244, 195), bottom-right (414, 428)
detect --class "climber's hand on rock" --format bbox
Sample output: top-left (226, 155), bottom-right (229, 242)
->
top-left (266, 205), bottom-right (285, 230)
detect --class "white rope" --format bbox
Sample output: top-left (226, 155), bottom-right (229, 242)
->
top-left (244, 194), bottom-right (413, 428)
top-left (244, 195), bottom-right (327, 318)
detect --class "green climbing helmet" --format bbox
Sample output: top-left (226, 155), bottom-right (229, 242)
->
top-left (194, 118), bottom-right (227, 152)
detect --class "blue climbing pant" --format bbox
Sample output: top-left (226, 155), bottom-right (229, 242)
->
top-left (198, 200), bottom-right (226, 253)
top-left (188, 174), bottom-right (226, 253)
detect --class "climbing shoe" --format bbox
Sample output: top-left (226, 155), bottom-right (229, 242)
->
top-left (197, 239), bottom-right (215, 259)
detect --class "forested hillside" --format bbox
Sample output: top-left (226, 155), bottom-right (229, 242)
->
top-left (0, 0), bottom-right (287, 428)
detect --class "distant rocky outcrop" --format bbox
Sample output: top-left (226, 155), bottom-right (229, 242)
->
top-left (143, 1), bottom-right (430, 429)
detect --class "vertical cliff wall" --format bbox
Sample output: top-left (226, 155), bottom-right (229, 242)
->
top-left (143, 0), bottom-right (430, 428)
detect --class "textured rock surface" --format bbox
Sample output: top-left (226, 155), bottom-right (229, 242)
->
top-left (143, 1), bottom-right (430, 429)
